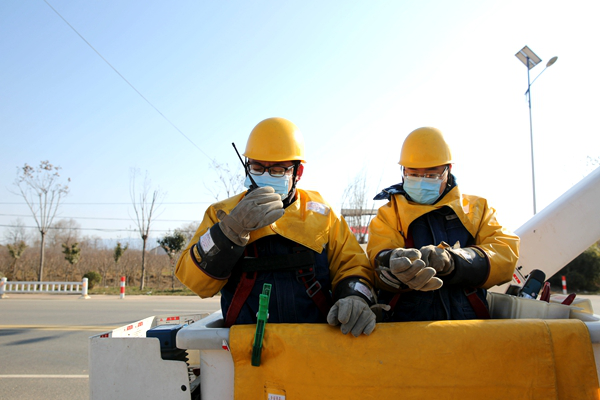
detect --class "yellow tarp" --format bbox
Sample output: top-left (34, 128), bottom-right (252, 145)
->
top-left (230, 319), bottom-right (599, 400)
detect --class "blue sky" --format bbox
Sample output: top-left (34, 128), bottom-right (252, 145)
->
top-left (1, 0), bottom-right (599, 245)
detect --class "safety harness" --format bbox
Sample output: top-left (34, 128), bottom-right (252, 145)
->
top-left (224, 243), bottom-right (333, 328)
top-left (384, 226), bottom-right (491, 320)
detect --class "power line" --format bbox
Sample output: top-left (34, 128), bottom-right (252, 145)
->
top-left (0, 224), bottom-right (187, 233)
top-left (0, 214), bottom-right (197, 223)
top-left (0, 202), bottom-right (211, 205)
top-left (42, 0), bottom-right (215, 162)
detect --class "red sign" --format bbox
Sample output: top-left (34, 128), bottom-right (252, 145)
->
top-left (350, 226), bottom-right (368, 234)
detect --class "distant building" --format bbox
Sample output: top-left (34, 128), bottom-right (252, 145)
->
top-left (149, 246), bottom-right (168, 256)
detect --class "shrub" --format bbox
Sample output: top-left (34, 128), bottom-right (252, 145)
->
top-left (83, 271), bottom-right (102, 289)
top-left (549, 244), bottom-right (600, 293)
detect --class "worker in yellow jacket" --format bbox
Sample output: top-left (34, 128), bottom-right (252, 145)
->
top-left (176, 117), bottom-right (377, 336)
top-left (367, 127), bottom-right (519, 321)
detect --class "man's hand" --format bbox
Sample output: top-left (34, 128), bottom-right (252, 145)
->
top-left (217, 186), bottom-right (284, 246)
top-left (377, 248), bottom-right (442, 291)
top-left (327, 296), bottom-right (376, 337)
top-left (419, 244), bottom-right (455, 276)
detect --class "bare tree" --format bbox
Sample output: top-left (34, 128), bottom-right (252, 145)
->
top-left (178, 221), bottom-right (200, 243)
top-left (341, 169), bottom-right (378, 244)
top-left (48, 218), bottom-right (81, 248)
top-left (0, 237), bottom-right (192, 289)
top-left (129, 169), bottom-right (165, 290)
top-left (3, 218), bottom-right (29, 246)
top-left (204, 160), bottom-right (244, 201)
top-left (12, 161), bottom-right (70, 281)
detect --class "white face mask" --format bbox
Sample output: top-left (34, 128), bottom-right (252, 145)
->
top-left (403, 175), bottom-right (443, 204)
top-left (244, 173), bottom-right (291, 200)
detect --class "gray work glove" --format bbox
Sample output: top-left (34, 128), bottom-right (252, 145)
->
top-left (327, 296), bottom-right (376, 337)
top-left (217, 186), bottom-right (284, 246)
top-left (419, 242), bottom-right (455, 276)
top-left (377, 248), bottom-right (443, 291)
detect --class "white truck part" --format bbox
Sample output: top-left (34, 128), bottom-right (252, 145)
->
top-left (493, 166), bottom-right (600, 293)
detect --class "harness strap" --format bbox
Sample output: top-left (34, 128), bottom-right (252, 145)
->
top-left (224, 271), bottom-right (257, 328)
top-left (404, 231), bottom-right (415, 249)
top-left (388, 292), bottom-right (403, 311)
top-left (292, 248), bottom-right (333, 318)
top-left (464, 288), bottom-right (490, 319)
top-left (225, 244), bottom-right (260, 328)
top-left (296, 266), bottom-right (333, 318)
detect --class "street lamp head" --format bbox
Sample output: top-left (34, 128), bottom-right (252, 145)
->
top-left (516, 46), bottom-right (542, 69)
top-left (546, 56), bottom-right (558, 67)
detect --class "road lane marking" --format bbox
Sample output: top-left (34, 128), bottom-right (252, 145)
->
top-left (0, 325), bottom-right (119, 331)
top-left (0, 375), bottom-right (88, 379)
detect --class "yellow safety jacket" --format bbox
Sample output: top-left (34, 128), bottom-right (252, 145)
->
top-left (367, 185), bottom-right (519, 290)
top-left (176, 189), bottom-right (374, 299)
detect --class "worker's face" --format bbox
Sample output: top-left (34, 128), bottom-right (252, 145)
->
top-left (403, 164), bottom-right (451, 194)
top-left (247, 159), bottom-right (303, 182)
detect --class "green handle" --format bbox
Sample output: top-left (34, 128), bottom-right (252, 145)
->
top-left (251, 283), bottom-right (271, 366)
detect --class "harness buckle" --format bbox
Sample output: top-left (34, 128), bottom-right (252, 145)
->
top-left (295, 265), bottom-right (323, 299)
top-left (305, 280), bottom-right (322, 298)
top-left (295, 267), bottom-right (315, 281)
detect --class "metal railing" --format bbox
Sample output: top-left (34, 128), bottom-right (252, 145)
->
top-left (0, 277), bottom-right (90, 299)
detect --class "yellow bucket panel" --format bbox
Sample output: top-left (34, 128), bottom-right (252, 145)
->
top-left (230, 319), bottom-right (599, 400)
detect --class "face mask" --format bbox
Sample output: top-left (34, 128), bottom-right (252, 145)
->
top-left (244, 174), bottom-right (291, 200)
top-left (403, 175), bottom-right (442, 205)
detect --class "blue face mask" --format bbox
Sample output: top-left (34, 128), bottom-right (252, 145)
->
top-left (403, 176), bottom-right (442, 205)
top-left (244, 174), bottom-right (291, 200)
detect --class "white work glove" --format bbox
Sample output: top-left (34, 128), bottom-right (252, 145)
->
top-left (419, 243), bottom-right (455, 276)
top-left (377, 248), bottom-right (443, 291)
top-left (217, 186), bottom-right (284, 246)
top-left (327, 296), bottom-right (376, 337)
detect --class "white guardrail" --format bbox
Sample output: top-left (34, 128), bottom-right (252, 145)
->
top-left (0, 277), bottom-right (90, 299)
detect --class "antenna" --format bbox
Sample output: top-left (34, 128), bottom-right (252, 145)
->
top-left (232, 143), bottom-right (258, 191)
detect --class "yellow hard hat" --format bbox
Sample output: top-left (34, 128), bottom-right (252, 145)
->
top-left (399, 127), bottom-right (452, 168)
top-left (243, 117), bottom-right (306, 162)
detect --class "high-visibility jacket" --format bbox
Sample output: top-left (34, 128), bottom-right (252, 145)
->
top-left (368, 182), bottom-right (519, 301)
top-left (176, 189), bottom-right (375, 323)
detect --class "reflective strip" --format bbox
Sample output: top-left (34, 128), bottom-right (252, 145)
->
top-left (306, 201), bottom-right (330, 216)
top-left (200, 230), bottom-right (216, 253)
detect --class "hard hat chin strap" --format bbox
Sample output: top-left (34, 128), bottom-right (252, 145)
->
top-left (439, 173), bottom-right (455, 199)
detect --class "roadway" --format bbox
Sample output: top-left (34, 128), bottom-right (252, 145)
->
top-left (0, 294), bottom-right (220, 400)
top-left (1, 293), bottom-right (599, 400)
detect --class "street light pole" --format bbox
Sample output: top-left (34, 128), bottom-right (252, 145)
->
top-left (526, 57), bottom-right (537, 215)
top-left (515, 46), bottom-right (558, 215)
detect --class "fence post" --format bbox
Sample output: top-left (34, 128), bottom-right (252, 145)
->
top-left (120, 276), bottom-right (126, 299)
top-left (562, 275), bottom-right (567, 295)
top-left (0, 277), bottom-right (7, 299)
top-left (79, 277), bottom-right (91, 299)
